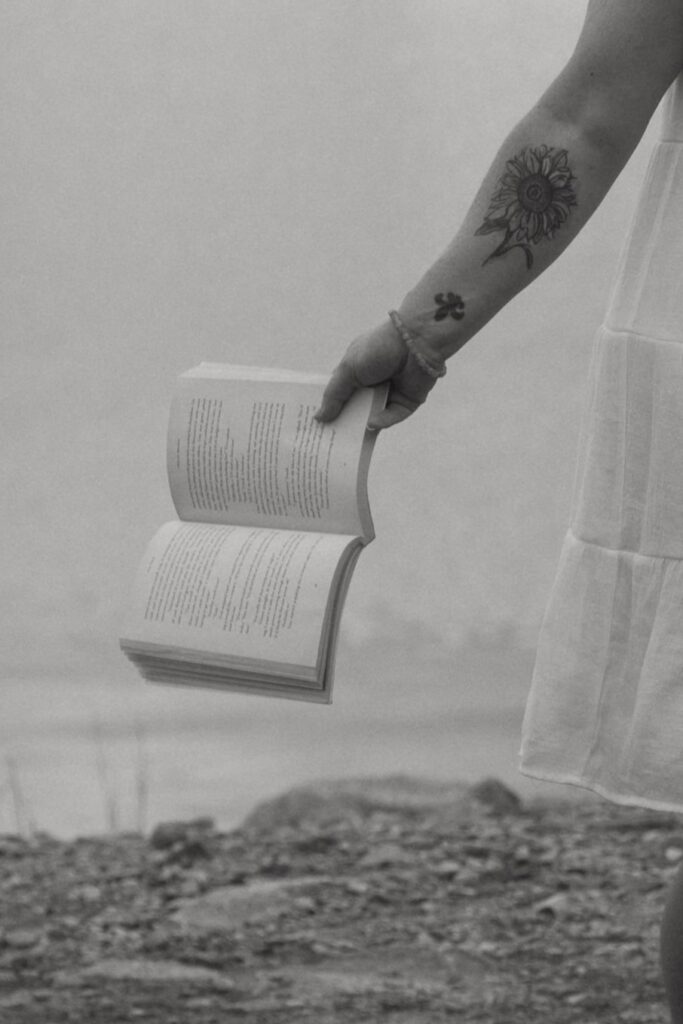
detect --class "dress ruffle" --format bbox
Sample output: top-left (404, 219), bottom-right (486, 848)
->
top-left (520, 530), bottom-right (683, 812)
top-left (520, 74), bottom-right (683, 811)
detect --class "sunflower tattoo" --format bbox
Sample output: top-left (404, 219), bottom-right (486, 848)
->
top-left (475, 145), bottom-right (577, 270)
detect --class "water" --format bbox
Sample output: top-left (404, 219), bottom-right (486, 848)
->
top-left (0, 650), bottom-right (585, 837)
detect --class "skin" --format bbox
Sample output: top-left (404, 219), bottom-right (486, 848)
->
top-left (315, 0), bottom-right (683, 430)
top-left (314, 2), bottom-right (683, 1019)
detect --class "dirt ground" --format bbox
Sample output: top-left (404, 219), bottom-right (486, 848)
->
top-left (0, 775), bottom-right (680, 1023)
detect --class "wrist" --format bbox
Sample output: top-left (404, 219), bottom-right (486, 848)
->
top-left (387, 311), bottom-right (447, 379)
top-left (395, 303), bottom-right (470, 363)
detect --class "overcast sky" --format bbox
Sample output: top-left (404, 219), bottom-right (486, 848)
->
top-left (2, 1), bottom-right (660, 693)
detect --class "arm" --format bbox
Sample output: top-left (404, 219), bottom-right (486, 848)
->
top-left (315, 0), bottom-right (683, 429)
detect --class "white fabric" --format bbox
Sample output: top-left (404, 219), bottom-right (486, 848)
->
top-left (520, 73), bottom-right (683, 812)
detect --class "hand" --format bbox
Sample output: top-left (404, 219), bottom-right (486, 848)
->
top-left (314, 320), bottom-right (438, 430)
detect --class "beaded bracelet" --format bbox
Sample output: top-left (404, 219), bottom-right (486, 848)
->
top-left (388, 310), bottom-right (447, 380)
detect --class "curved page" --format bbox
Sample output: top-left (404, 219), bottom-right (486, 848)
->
top-left (120, 520), bottom-right (358, 674)
top-left (167, 364), bottom-right (385, 540)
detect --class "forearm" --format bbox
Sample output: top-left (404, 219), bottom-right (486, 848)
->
top-left (316, 0), bottom-right (683, 430)
top-left (398, 96), bottom-right (643, 362)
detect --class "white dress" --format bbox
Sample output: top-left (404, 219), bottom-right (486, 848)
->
top-left (520, 73), bottom-right (683, 813)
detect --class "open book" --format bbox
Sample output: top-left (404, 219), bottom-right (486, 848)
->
top-left (120, 364), bottom-right (386, 703)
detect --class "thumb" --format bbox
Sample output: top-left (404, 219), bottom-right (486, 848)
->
top-left (368, 398), bottom-right (418, 430)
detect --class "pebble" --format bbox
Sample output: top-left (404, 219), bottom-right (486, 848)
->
top-left (533, 893), bottom-right (571, 918)
top-left (5, 928), bottom-right (44, 949)
top-left (292, 895), bottom-right (316, 913)
top-left (2, 873), bottom-right (25, 890)
top-left (455, 866), bottom-right (480, 885)
top-left (359, 843), bottom-right (413, 868)
top-left (184, 996), bottom-right (217, 1009)
top-left (149, 817), bottom-right (215, 850)
top-left (77, 883), bottom-right (102, 903)
top-left (434, 860), bottom-right (460, 878)
top-left (476, 940), bottom-right (499, 955)
top-left (0, 991), bottom-right (34, 1009)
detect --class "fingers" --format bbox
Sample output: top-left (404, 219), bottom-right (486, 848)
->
top-left (315, 340), bottom-right (438, 430)
top-left (368, 394), bottom-right (420, 430)
top-left (314, 360), bottom-right (358, 422)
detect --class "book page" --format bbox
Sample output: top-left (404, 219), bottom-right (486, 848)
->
top-left (167, 364), bottom-right (385, 539)
top-left (120, 520), bottom-right (359, 673)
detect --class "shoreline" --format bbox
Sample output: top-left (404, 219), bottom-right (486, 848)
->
top-left (0, 675), bottom-right (580, 839)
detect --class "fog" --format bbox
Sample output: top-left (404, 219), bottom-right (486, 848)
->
top-left (1, 1), bottom-right (658, 832)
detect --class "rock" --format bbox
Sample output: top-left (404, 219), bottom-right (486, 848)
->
top-left (241, 788), bottom-right (361, 833)
top-left (0, 836), bottom-right (26, 857)
top-left (292, 895), bottom-right (316, 913)
top-left (0, 991), bottom-right (34, 1009)
top-left (55, 958), bottom-right (238, 991)
top-left (469, 778), bottom-right (522, 815)
top-left (533, 893), bottom-right (571, 918)
top-left (148, 817), bottom-right (216, 861)
top-left (455, 864), bottom-right (482, 885)
top-left (292, 832), bottom-right (340, 854)
top-left (2, 873), bottom-right (24, 890)
top-left (149, 817), bottom-right (215, 849)
top-left (242, 775), bottom-right (521, 832)
top-left (0, 788), bottom-right (675, 1023)
top-left (263, 941), bottom-right (461, 1006)
top-left (358, 843), bottom-right (414, 868)
top-left (76, 884), bottom-right (102, 903)
top-left (5, 927), bottom-right (44, 949)
top-left (172, 876), bottom-right (331, 931)
top-left (433, 860), bottom-right (461, 878)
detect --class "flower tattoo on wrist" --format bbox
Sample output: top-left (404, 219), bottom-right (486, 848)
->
top-left (434, 292), bottom-right (465, 321)
top-left (475, 145), bottom-right (577, 270)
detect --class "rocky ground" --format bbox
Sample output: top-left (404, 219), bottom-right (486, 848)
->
top-left (0, 775), bottom-right (680, 1023)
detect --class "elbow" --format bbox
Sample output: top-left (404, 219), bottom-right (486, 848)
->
top-left (579, 99), bottom-right (650, 163)
top-left (536, 87), bottom-right (649, 169)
